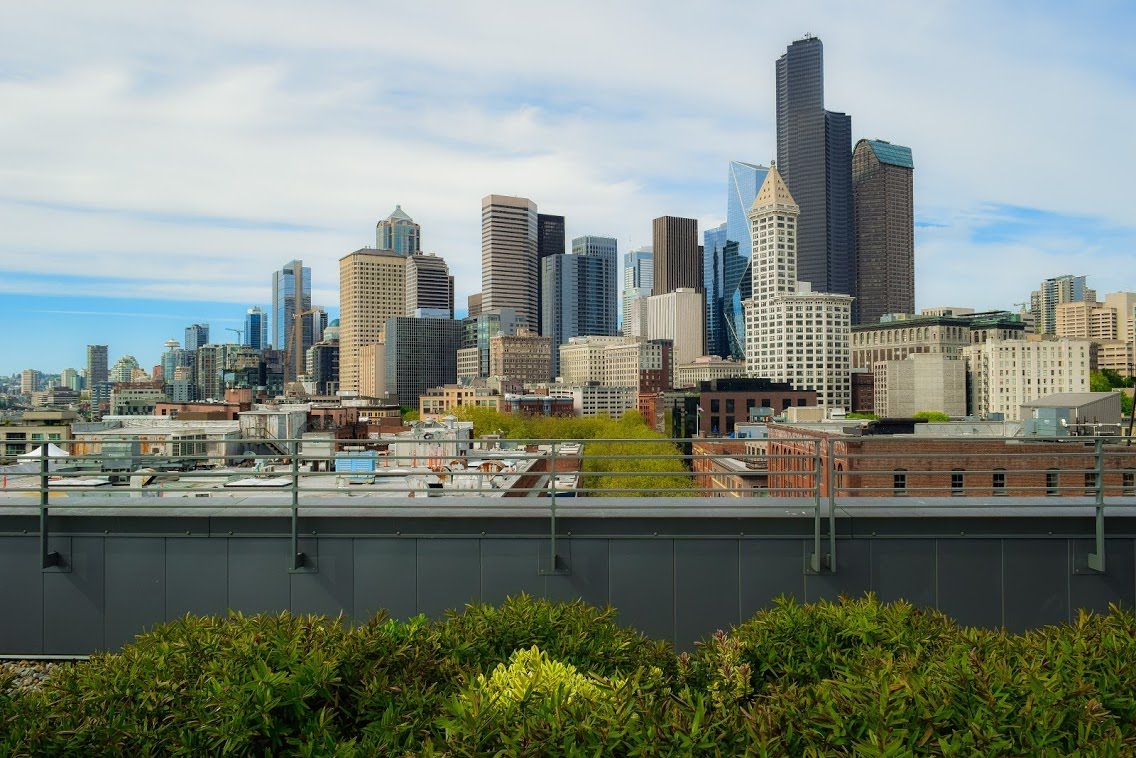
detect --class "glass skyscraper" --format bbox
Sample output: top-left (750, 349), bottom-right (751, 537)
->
top-left (543, 237), bottom-right (618, 377)
top-left (272, 260), bottom-right (312, 351)
top-left (701, 161), bottom-right (769, 358)
top-left (776, 36), bottom-right (855, 302)
top-left (375, 205), bottom-right (421, 255)
top-left (244, 307), bottom-right (267, 350)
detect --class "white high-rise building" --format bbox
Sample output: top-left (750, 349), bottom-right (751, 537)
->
top-left (646, 288), bottom-right (705, 368)
top-left (963, 338), bottom-right (1092, 420)
top-left (482, 195), bottom-right (539, 330)
top-left (743, 165), bottom-right (852, 409)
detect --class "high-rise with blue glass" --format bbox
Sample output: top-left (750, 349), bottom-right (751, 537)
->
top-left (703, 161), bottom-right (770, 358)
top-left (376, 205), bottom-right (421, 255)
top-left (244, 307), bottom-right (267, 350)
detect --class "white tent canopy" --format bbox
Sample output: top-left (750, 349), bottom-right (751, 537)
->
top-left (17, 443), bottom-right (71, 460)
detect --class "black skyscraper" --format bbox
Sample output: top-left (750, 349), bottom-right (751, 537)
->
top-left (536, 213), bottom-right (565, 335)
top-left (775, 36), bottom-right (855, 304)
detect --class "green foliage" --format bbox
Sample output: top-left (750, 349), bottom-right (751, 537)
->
top-left (401, 406), bottom-right (420, 422)
top-left (1091, 371), bottom-right (1113, 393)
top-left (913, 410), bottom-right (951, 422)
top-left (844, 412), bottom-right (879, 420)
top-left (6, 595), bottom-right (1136, 755)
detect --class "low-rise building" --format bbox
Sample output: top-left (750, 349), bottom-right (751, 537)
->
top-left (549, 382), bottom-right (636, 418)
top-left (872, 353), bottom-right (965, 418)
top-left (963, 338), bottom-right (1092, 420)
top-left (674, 355), bottom-right (746, 389)
top-left (419, 385), bottom-right (502, 420)
top-left (697, 378), bottom-right (818, 437)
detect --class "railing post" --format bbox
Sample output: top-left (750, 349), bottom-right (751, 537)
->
top-left (540, 439), bottom-right (568, 576)
top-left (39, 442), bottom-right (61, 570)
top-left (1087, 436), bottom-right (1106, 573)
top-left (808, 438), bottom-right (823, 573)
top-left (289, 438), bottom-right (307, 572)
top-left (827, 439), bottom-right (837, 574)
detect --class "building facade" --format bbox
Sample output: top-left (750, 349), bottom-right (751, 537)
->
top-left (603, 339), bottom-right (672, 395)
top-left (963, 339), bottom-right (1092, 420)
top-left (536, 213), bottom-right (565, 335)
top-left (851, 311), bottom-right (1025, 369)
top-left (405, 253), bottom-right (454, 318)
top-left (375, 205), bottom-right (421, 255)
top-left (852, 139), bottom-right (914, 325)
top-left (872, 353), bottom-right (965, 418)
top-left (489, 330), bottom-right (552, 384)
top-left (244, 307), bottom-right (268, 350)
top-left (652, 216), bottom-right (700, 295)
top-left (271, 260), bottom-right (312, 352)
top-left (1031, 275), bottom-right (1095, 336)
top-left (674, 356), bottom-right (747, 389)
top-left (717, 161), bottom-right (770, 359)
top-left (776, 35), bottom-right (854, 300)
top-left (482, 195), bottom-right (539, 330)
top-left (646, 288), bottom-right (706, 368)
top-left (338, 248), bottom-right (407, 392)
top-left (622, 245), bottom-right (653, 337)
top-left (743, 165), bottom-right (852, 409)
top-left (384, 317), bottom-right (464, 408)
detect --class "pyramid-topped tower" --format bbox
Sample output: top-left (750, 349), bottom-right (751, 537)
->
top-left (376, 204), bottom-right (421, 255)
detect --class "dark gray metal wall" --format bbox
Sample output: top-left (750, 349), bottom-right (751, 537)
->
top-left (2, 501), bottom-right (1135, 655)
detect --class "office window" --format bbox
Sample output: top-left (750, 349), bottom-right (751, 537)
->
top-left (894, 469), bottom-right (907, 496)
top-left (1124, 471), bottom-right (1135, 497)
top-left (993, 469), bottom-right (1006, 495)
top-left (951, 470), bottom-right (964, 496)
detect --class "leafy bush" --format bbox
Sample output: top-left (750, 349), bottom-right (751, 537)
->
top-left (4, 595), bottom-right (1136, 755)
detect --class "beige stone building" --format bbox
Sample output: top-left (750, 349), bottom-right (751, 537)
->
top-left (419, 385), bottom-right (501, 420)
top-left (851, 312), bottom-right (1024, 370)
top-left (646, 288), bottom-right (705, 367)
top-left (872, 353), bottom-right (965, 418)
top-left (549, 383), bottom-right (636, 418)
top-left (489, 330), bottom-right (551, 383)
top-left (558, 336), bottom-right (634, 384)
top-left (482, 195), bottom-right (538, 329)
top-left (963, 339), bottom-right (1092, 420)
top-left (358, 343), bottom-right (386, 399)
top-left (339, 248), bottom-right (406, 392)
top-left (456, 347), bottom-right (480, 384)
top-left (674, 356), bottom-right (746, 389)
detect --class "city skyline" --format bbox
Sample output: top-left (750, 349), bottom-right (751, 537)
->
top-left (2, 2), bottom-right (1134, 373)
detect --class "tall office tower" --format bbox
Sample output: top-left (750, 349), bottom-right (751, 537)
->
top-left (20, 369), bottom-right (40, 395)
top-left (244, 307), bottom-right (268, 350)
top-left (384, 317), bottom-right (464, 408)
top-left (405, 253), bottom-right (455, 318)
top-left (722, 161), bottom-right (770, 358)
top-left (776, 35), bottom-right (855, 301)
top-left (339, 248), bottom-right (408, 392)
top-left (184, 324), bottom-right (209, 351)
top-left (704, 223), bottom-right (729, 357)
top-left (467, 293), bottom-right (483, 318)
top-left (272, 260), bottom-right (312, 364)
top-left (86, 344), bottom-right (108, 386)
top-left (853, 140), bottom-right (914, 325)
top-left (537, 213), bottom-right (565, 334)
top-left (543, 240), bottom-right (619, 379)
top-left (161, 339), bottom-right (194, 392)
top-left (652, 216), bottom-right (701, 295)
top-left (110, 354), bottom-right (142, 383)
top-left (1031, 275), bottom-right (1096, 336)
top-left (375, 205), bottom-right (421, 255)
top-left (571, 236), bottom-right (619, 335)
top-left (308, 340), bottom-right (340, 396)
top-left (461, 307), bottom-right (522, 380)
top-left (622, 246), bottom-right (653, 336)
top-left (482, 195), bottom-right (539, 329)
top-left (743, 165), bottom-right (852, 408)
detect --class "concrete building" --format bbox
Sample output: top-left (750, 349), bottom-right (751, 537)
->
top-left (1056, 300), bottom-right (1116, 341)
top-left (467, 293), bottom-right (482, 318)
top-left (851, 311), bottom-right (1025, 370)
top-left (558, 336), bottom-right (634, 384)
top-left (652, 216), bottom-right (700, 295)
top-left (461, 308), bottom-right (523, 381)
top-left (503, 394), bottom-right (575, 417)
top-left (603, 339), bottom-right (672, 395)
top-left (0, 410), bottom-right (77, 458)
top-left (647, 288), bottom-right (706, 368)
top-left (384, 317), bottom-right (464, 408)
top-left (743, 165), bottom-right (853, 409)
top-left (20, 369), bottom-right (40, 396)
top-left (338, 247), bottom-right (407, 392)
top-left (1031, 275), bottom-right (1095, 336)
top-left (622, 246), bottom-right (653, 337)
top-left (776, 35), bottom-right (854, 300)
top-left (489, 330), bottom-right (552, 384)
top-left (419, 384), bottom-right (502, 420)
top-left (674, 356), bottom-right (747, 389)
top-left (872, 353), bottom-right (965, 418)
top-left (110, 383), bottom-right (169, 416)
top-left (482, 195), bottom-right (539, 330)
top-left (852, 139), bottom-right (914, 325)
top-left (375, 205), bottom-right (421, 255)
top-left (963, 339), bottom-right (1092, 420)
top-left (405, 253), bottom-right (454, 318)
top-left (549, 383), bottom-right (637, 418)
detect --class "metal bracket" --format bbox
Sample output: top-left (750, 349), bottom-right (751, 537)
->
top-left (1086, 438), bottom-right (1106, 574)
top-left (806, 439), bottom-right (837, 575)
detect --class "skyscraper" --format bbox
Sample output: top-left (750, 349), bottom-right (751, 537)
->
top-left (1031, 275), bottom-right (1096, 336)
top-left (272, 260), bottom-right (312, 353)
top-left (482, 195), bottom-right (539, 329)
top-left (776, 35), bottom-right (854, 300)
top-left (723, 161), bottom-right (770, 358)
top-left (537, 214), bottom-right (565, 335)
top-left (703, 223), bottom-right (729, 357)
top-left (376, 205), bottom-right (421, 255)
top-left (853, 140), bottom-right (914, 325)
top-left (338, 248), bottom-right (408, 392)
top-left (184, 324), bottom-right (209, 351)
top-left (384, 317), bottom-right (464, 408)
top-left (405, 253), bottom-right (455, 318)
top-left (622, 246), bottom-right (653, 337)
top-left (542, 238), bottom-right (619, 378)
top-left (652, 216), bottom-right (701, 295)
top-left (86, 344), bottom-right (108, 387)
top-left (744, 165), bottom-right (852, 408)
top-left (244, 307), bottom-right (268, 350)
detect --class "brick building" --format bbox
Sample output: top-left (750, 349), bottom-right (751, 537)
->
top-left (698, 378), bottom-right (818, 437)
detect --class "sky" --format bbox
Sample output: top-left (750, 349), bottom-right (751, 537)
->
top-left (1, 0), bottom-right (1134, 376)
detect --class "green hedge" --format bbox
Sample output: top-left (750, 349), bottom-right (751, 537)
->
top-left (4, 595), bottom-right (1136, 755)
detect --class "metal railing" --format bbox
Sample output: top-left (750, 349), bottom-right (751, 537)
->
top-left (3, 435), bottom-right (1135, 577)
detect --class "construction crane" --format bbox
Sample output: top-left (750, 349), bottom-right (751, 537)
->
top-left (286, 307), bottom-right (322, 388)
top-left (225, 327), bottom-right (244, 344)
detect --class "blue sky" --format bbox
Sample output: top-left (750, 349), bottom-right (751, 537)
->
top-left (1, 0), bottom-right (1134, 375)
